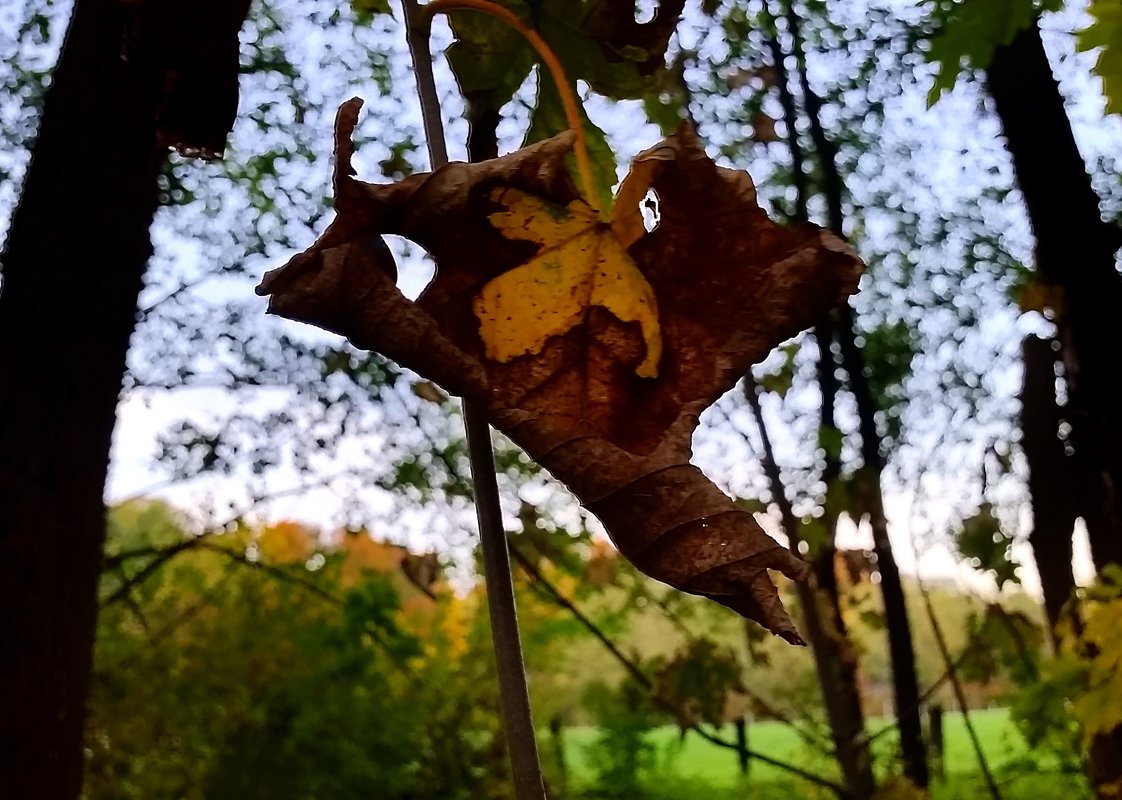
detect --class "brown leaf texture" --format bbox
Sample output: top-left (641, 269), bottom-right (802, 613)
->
top-left (257, 99), bottom-right (864, 642)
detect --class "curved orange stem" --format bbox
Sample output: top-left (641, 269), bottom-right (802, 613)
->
top-left (419, 0), bottom-right (599, 211)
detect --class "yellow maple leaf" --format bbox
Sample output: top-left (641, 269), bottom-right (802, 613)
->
top-left (473, 185), bottom-right (663, 378)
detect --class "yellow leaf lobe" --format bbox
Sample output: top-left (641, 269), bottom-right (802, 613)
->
top-left (474, 187), bottom-right (662, 378)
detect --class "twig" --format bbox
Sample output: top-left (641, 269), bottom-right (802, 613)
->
top-left (904, 498), bottom-right (1003, 799)
top-left (99, 562), bottom-right (240, 674)
top-left (401, 2), bottom-right (546, 798)
top-left (764, 23), bottom-right (808, 221)
top-left (198, 541), bottom-right (421, 677)
top-left (914, 572), bottom-right (1002, 799)
top-left (100, 535), bottom-right (420, 680)
top-left (861, 643), bottom-right (975, 746)
top-left (100, 537), bottom-right (204, 606)
top-left (778, 0), bottom-right (931, 786)
top-left (764, 8), bottom-right (858, 767)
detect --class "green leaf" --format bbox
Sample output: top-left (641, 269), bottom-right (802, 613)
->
top-left (861, 320), bottom-right (917, 447)
top-left (525, 76), bottom-right (618, 213)
top-left (925, 0), bottom-right (1040, 107)
top-left (446, 2), bottom-right (536, 114)
top-left (822, 475), bottom-right (851, 519)
top-left (538, 1), bottom-right (648, 100)
top-left (652, 638), bottom-right (745, 729)
top-left (642, 90), bottom-right (685, 135)
top-left (442, 0), bottom-right (672, 209)
top-left (800, 516), bottom-right (831, 555)
top-left (1078, 0), bottom-right (1122, 115)
top-left (955, 503), bottom-right (1020, 586)
top-left (859, 608), bottom-right (887, 632)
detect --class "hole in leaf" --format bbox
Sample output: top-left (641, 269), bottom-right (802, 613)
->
top-left (641, 188), bottom-right (660, 233)
top-left (389, 235), bottom-right (436, 301)
top-left (635, 0), bottom-right (657, 23)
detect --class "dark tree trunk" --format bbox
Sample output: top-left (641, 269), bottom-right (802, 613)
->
top-left (735, 718), bottom-right (750, 776)
top-left (758, 17), bottom-right (876, 796)
top-left (836, 311), bottom-right (929, 790)
top-left (1020, 334), bottom-right (1080, 638)
top-left (746, 378), bottom-right (875, 800)
top-left (987, 22), bottom-right (1122, 799)
top-left (0, 5), bottom-right (163, 797)
top-left (772, 0), bottom-right (929, 783)
top-left (0, 2), bottom-right (249, 797)
top-left (987, 22), bottom-right (1122, 570)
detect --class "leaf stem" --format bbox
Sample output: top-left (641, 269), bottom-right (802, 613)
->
top-left (418, 0), bottom-right (599, 211)
top-left (401, 2), bottom-right (548, 799)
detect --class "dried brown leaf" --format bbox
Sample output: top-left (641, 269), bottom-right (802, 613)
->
top-left (257, 99), bottom-right (863, 641)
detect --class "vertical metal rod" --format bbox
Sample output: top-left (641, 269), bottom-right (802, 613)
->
top-left (399, 3), bottom-right (546, 798)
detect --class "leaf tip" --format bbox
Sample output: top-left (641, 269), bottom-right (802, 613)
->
top-left (778, 629), bottom-right (807, 647)
top-left (333, 97), bottom-right (365, 194)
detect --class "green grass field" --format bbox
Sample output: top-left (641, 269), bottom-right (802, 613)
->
top-left (558, 708), bottom-right (1087, 799)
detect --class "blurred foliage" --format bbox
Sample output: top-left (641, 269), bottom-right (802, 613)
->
top-left (954, 502), bottom-right (1020, 588)
top-left (89, 496), bottom-right (1082, 798)
top-left (653, 639), bottom-right (748, 731)
top-left (433, 0), bottom-right (680, 210)
top-left (1034, 569), bottom-right (1122, 747)
top-left (91, 500), bottom-right (573, 800)
top-left (580, 680), bottom-right (661, 799)
top-left (1004, 569), bottom-right (1122, 796)
top-left (859, 320), bottom-right (918, 449)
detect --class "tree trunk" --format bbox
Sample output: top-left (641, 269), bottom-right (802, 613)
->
top-left (775, 0), bottom-right (930, 782)
top-left (1020, 334), bottom-right (1080, 639)
top-left (987, 22), bottom-right (1122, 798)
top-left (746, 378), bottom-right (875, 800)
top-left (760, 8), bottom-right (879, 794)
top-left (0, 2), bottom-right (249, 797)
top-left (838, 309), bottom-right (929, 789)
top-left (987, 22), bottom-right (1122, 570)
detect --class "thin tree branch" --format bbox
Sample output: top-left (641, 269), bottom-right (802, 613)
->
top-left (509, 537), bottom-right (652, 689)
top-left (400, 3), bottom-right (545, 798)
top-left (98, 562), bottom-right (241, 675)
top-left (104, 467), bottom-right (384, 574)
top-left (778, 1), bottom-right (930, 786)
top-left (137, 272), bottom-right (216, 317)
top-left (100, 537), bottom-right (205, 606)
top-left (763, 19), bottom-right (809, 221)
top-left (689, 724), bottom-right (849, 796)
top-left (861, 643), bottom-right (975, 746)
top-left (913, 568), bottom-right (1003, 800)
top-left (904, 494), bottom-right (1004, 798)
